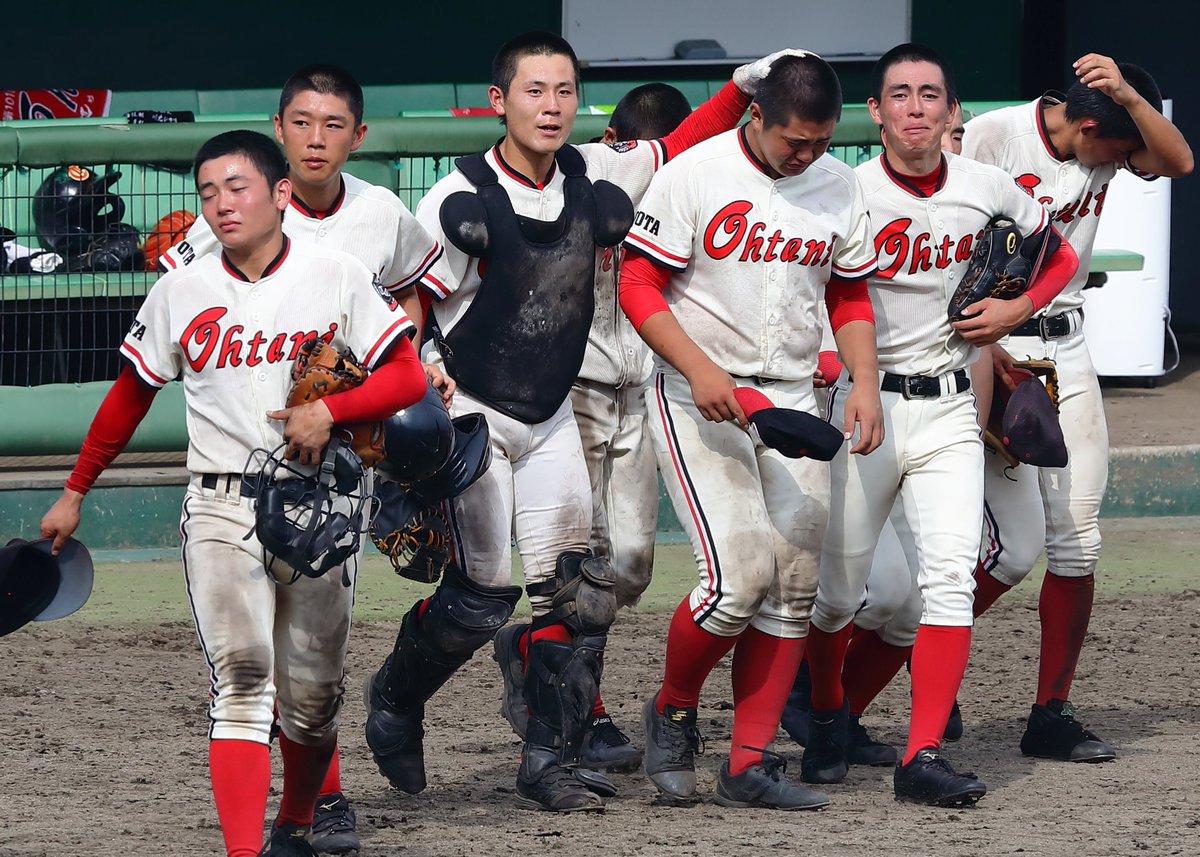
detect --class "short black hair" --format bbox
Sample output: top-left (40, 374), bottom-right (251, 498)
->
top-left (870, 42), bottom-right (957, 108)
top-left (193, 130), bottom-right (288, 189)
top-left (609, 83), bottom-right (692, 141)
top-left (492, 31), bottom-right (580, 95)
top-left (753, 54), bottom-right (843, 128)
top-left (1065, 62), bottom-right (1162, 141)
top-left (279, 64), bottom-right (364, 127)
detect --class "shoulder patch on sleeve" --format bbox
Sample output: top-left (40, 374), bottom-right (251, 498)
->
top-left (607, 140), bottom-right (638, 153)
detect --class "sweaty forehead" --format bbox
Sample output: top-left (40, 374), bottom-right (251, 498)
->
top-left (283, 90), bottom-right (354, 119)
top-left (198, 155), bottom-right (257, 187)
top-left (512, 53), bottom-right (577, 86)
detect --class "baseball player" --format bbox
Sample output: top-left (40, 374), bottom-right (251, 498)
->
top-left (962, 54), bottom-right (1192, 761)
top-left (159, 65), bottom-right (453, 853)
top-left (361, 32), bottom-right (796, 812)
top-left (622, 53), bottom-right (884, 809)
top-left (779, 110), bottom-right (981, 757)
top-left (38, 130), bottom-right (429, 857)
top-left (800, 44), bottom-right (1080, 806)
top-left (490, 83), bottom-right (695, 776)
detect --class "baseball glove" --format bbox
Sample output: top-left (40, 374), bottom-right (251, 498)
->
top-left (286, 339), bottom-right (385, 468)
top-left (984, 358), bottom-right (1062, 468)
top-left (948, 216), bottom-right (1033, 322)
top-left (369, 479), bottom-right (453, 584)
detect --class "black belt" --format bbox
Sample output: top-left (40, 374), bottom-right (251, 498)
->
top-left (881, 370), bottom-right (970, 399)
top-left (200, 473), bottom-right (259, 498)
top-left (1013, 311), bottom-right (1077, 340)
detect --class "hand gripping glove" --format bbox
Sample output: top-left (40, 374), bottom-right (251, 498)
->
top-left (286, 339), bottom-right (385, 468)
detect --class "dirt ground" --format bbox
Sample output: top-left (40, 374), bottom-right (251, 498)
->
top-left (1102, 347), bottom-right (1200, 447)
top-left (3, 579), bottom-right (1200, 857)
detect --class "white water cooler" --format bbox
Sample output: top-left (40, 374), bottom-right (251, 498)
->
top-left (1081, 101), bottom-right (1174, 380)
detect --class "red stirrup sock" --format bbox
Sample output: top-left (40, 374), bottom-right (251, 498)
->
top-left (1036, 573), bottom-right (1095, 705)
top-left (728, 627), bottom-right (806, 775)
top-left (972, 563), bottom-right (1013, 617)
top-left (904, 625), bottom-right (971, 765)
top-left (805, 623), bottom-right (855, 712)
top-left (657, 597), bottom-right (737, 712)
top-left (210, 739), bottom-right (271, 857)
top-left (277, 733), bottom-right (336, 828)
top-left (842, 627), bottom-right (912, 716)
top-left (318, 746), bottom-right (342, 798)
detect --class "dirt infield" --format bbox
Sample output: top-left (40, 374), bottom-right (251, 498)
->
top-left (3, 540), bottom-right (1200, 857)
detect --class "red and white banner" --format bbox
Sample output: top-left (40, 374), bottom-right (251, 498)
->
top-left (1, 89), bottom-right (112, 121)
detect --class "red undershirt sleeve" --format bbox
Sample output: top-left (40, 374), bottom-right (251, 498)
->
top-left (659, 82), bottom-right (751, 161)
top-left (1023, 228), bottom-right (1079, 313)
top-left (322, 336), bottom-right (427, 423)
top-left (66, 366), bottom-right (159, 495)
top-left (618, 251), bottom-right (673, 331)
top-left (824, 275), bottom-right (876, 331)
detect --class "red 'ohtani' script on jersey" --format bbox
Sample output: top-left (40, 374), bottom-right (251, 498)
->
top-left (180, 307), bottom-right (338, 371)
top-left (702, 201), bottom-right (835, 267)
top-left (873, 218), bottom-right (985, 280)
top-left (1014, 174), bottom-right (1108, 223)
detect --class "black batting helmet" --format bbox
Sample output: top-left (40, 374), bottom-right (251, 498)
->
top-left (377, 382), bottom-right (456, 484)
top-left (33, 165), bottom-right (127, 258)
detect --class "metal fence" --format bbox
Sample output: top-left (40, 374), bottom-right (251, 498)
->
top-left (0, 108), bottom-right (901, 387)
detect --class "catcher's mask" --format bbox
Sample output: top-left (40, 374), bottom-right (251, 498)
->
top-left (376, 381), bottom-right (456, 484)
top-left (246, 437), bottom-right (376, 586)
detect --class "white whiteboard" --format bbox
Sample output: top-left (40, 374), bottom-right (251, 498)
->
top-left (564, 0), bottom-right (910, 65)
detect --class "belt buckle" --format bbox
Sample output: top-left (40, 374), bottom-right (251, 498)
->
top-left (1038, 315), bottom-right (1053, 340)
top-left (902, 375), bottom-right (921, 400)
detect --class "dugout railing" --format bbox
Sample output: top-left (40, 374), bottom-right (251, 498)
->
top-left (0, 104), bottom-right (1012, 456)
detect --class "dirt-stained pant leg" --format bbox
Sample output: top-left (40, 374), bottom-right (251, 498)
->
top-left (570, 380), bottom-right (659, 608)
top-left (751, 379), bottom-right (830, 640)
top-left (981, 456), bottom-right (1046, 587)
top-left (274, 553), bottom-right (358, 746)
top-left (448, 391), bottom-right (591, 618)
top-left (647, 370), bottom-right (776, 637)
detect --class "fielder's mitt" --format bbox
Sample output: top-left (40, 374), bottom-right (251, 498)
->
top-left (287, 339), bottom-right (385, 468)
top-left (948, 216), bottom-right (1033, 322)
top-left (984, 358), bottom-right (1064, 468)
top-left (369, 479), bottom-right (453, 583)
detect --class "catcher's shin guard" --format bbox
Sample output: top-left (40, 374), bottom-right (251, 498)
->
top-left (365, 562), bottom-right (521, 792)
top-left (517, 551), bottom-right (618, 810)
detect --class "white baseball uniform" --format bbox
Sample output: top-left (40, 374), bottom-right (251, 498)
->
top-left (570, 223), bottom-right (658, 609)
top-left (812, 152), bottom-right (1050, 633)
top-left (962, 95), bottom-right (1154, 584)
top-left (417, 140), bottom-right (668, 614)
top-left (160, 172), bottom-right (450, 299)
top-left (625, 127), bottom-right (877, 638)
top-left (125, 239), bottom-right (413, 746)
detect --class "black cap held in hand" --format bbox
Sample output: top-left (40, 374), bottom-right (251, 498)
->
top-left (733, 387), bottom-right (844, 461)
top-left (1003, 378), bottom-right (1068, 468)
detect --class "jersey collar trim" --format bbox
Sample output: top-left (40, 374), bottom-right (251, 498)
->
top-left (289, 177), bottom-right (347, 220)
top-left (492, 144), bottom-right (556, 190)
top-left (1036, 91), bottom-right (1069, 162)
top-left (880, 151), bottom-right (947, 198)
top-left (221, 235), bottom-right (291, 282)
top-left (737, 125), bottom-right (775, 178)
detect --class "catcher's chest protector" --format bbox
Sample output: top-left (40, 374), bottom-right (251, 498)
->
top-left (437, 147), bottom-right (621, 424)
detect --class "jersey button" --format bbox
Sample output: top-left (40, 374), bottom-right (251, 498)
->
top-left (318, 227), bottom-right (327, 237)
top-left (937, 221), bottom-right (944, 228)
top-left (769, 272), bottom-right (778, 282)
top-left (930, 203), bottom-right (938, 211)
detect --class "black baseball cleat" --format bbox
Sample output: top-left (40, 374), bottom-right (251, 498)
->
top-left (309, 792), bottom-right (359, 855)
top-left (493, 623), bottom-right (530, 739)
top-left (363, 670), bottom-right (427, 794)
top-left (582, 714), bottom-right (643, 773)
top-left (943, 699), bottom-right (964, 742)
top-left (259, 821), bottom-right (318, 857)
top-left (893, 748), bottom-right (986, 807)
top-left (714, 752), bottom-right (830, 811)
top-left (516, 746), bottom-right (605, 812)
top-left (800, 703), bottom-right (849, 784)
top-left (845, 714), bottom-right (898, 767)
top-left (779, 659), bottom-right (812, 747)
top-left (642, 695), bottom-right (704, 802)
top-left (1019, 700), bottom-right (1116, 762)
